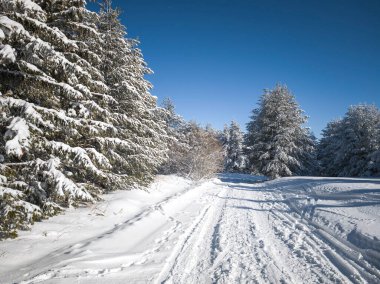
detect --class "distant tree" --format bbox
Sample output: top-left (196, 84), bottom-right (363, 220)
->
top-left (160, 107), bottom-right (224, 180)
top-left (318, 104), bottom-right (380, 177)
top-left (160, 97), bottom-right (184, 130)
top-left (223, 121), bottom-right (245, 172)
top-left (317, 120), bottom-right (344, 176)
top-left (181, 123), bottom-right (224, 180)
top-left (221, 124), bottom-right (229, 146)
top-left (158, 98), bottom-right (188, 175)
top-left (245, 84), bottom-right (316, 179)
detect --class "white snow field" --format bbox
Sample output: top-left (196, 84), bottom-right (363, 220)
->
top-left (0, 174), bottom-right (380, 284)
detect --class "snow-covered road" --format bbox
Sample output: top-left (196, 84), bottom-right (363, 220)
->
top-left (1, 174), bottom-right (380, 283)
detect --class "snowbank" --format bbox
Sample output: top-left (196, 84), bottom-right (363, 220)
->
top-left (0, 175), bottom-right (192, 277)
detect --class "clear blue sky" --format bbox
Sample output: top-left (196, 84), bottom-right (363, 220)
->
top-left (88, 0), bottom-right (380, 137)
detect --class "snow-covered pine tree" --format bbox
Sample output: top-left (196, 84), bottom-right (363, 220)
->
top-left (368, 147), bottom-right (380, 176)
top-left (317, 120), bottom-right (344, 176)
top-left (220, 124), bottom-right (229, 161)
top-left (342, 105), bottom-right (380, 176)
top-left (161, 98), bottom-right (180, 130)
top-left (158, 98), bottom-right (188, 175)
top-left (223, 121), bottom-right (245, 172)
top-left (221, 124), bottom-right (229, 146)
top-left (318, 104), bottom-right (380, 177)
top-left (245, 84), bottom-right (316, 179)
top-left (0, 0), bottom-right (107, 238)
top-left (96, 0), bottom-right (168, 185)
top-left (0, 0), bottom-right (166, 238)
top-left (368, 117), bottom-right (380, 175)
top-left (298, 128), bottom-right (318, 176)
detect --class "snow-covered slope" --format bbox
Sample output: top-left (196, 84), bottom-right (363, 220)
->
top-left (0, 174), bottom-right (379, 283)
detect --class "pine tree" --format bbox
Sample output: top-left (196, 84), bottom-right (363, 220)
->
top-left (221, 124), bottom-right (229, 147)
top-left (0, 0), bottom-right (107, 238)
top-left (220, 124), bottom-right (229, 167)
top-left (245, 84), bottom-right (316, 179)
top-left (158, 97), bottom-right (188, 175)
top-left (318, 104), bottom-right (380, 177)
top-left (96, 0), bottom-right (168, 185)
top-left (317, 120), bottom-right (344, 176)
top-left (223, 121), bottom-right (245, 172)
top-left (368, 117), bottom-right (380, 175)
top-left (0, 0), bottom-right (168, 238)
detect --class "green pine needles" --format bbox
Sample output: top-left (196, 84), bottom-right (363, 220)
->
top-left (0, 0), bottom-right (168, 239)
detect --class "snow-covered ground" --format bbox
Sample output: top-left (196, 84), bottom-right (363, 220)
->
top-left (0, 174), bottom-right (379, 283)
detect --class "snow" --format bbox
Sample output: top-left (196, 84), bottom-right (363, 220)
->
top-left (36, 158), bottom-right (94, 202)
top-left (6, 0), bottom-right (44, 14)
top-left (0, 174), bottom-right (6, 183)
top-left (0, 15), bottom-right (27, 36)
top-left (85, 148), bottom-right (112, 169)
top-left (0, 187), bottom-right (23, 199)
top-left (19, 61), bottom-right (43, 74)
top-left (0, 44), bottom-right (16, 64)
top-left (48, 142), bottom-right (106, 177)
top-left (0, 174), bottom-right (379, 283)
top-left (16, 13), bottom-right (76, 49)
top-left (22, 1), bottom-right (40, 12)
top-left (0, 96), bottom-right (54, 129)
top-left (4, 117), bottom-right (30, 158)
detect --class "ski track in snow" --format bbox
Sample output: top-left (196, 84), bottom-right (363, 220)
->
top-left (1, 174), bottom-right (380, 284)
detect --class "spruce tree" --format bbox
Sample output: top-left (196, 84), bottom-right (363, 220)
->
top-left (245, 84), bottom-right (316, 179)
top-left (221, 124), bottom-right (229, 148)
top-left (158, 97), bottom-right (188, 175)
top-left (317, 120), bottom-right (344, 176)
top-left (96, 0), bottom-right (168, 185)
top-left (0, 0), bottom-right (168, 238)
top-left (223, 121), bottom-right (245, 172)
top-left (318, 104), bottom-right (380, 177)
top-left (0, 0), bottom-right (106, 238)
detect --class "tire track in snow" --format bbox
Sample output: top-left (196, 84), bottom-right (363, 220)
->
top-left (16, 181), bottom-right (212, 284)
top-left (270, 208), bottom-right (355, 283)
top-left (281, 190), bottom-right (380, 283)
top-left (263, 186), bottom-right (380, 284)
top-left (10, 175), bottom-right (380, 284)
top-left (216, 184), bottom-right (297, 284)
top-left (222, 181), bottom-right (350, 284)
top-left (156, 185), bottom-right (229, 284)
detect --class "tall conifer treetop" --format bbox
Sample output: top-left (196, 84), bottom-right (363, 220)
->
top-left (245, 84), bottom-right (316, 179)
top-left (223, 121), bottom-right (245, 173)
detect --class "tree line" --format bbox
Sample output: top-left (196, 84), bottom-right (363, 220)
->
top-left (221, 84), bottom-right (380, 179)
